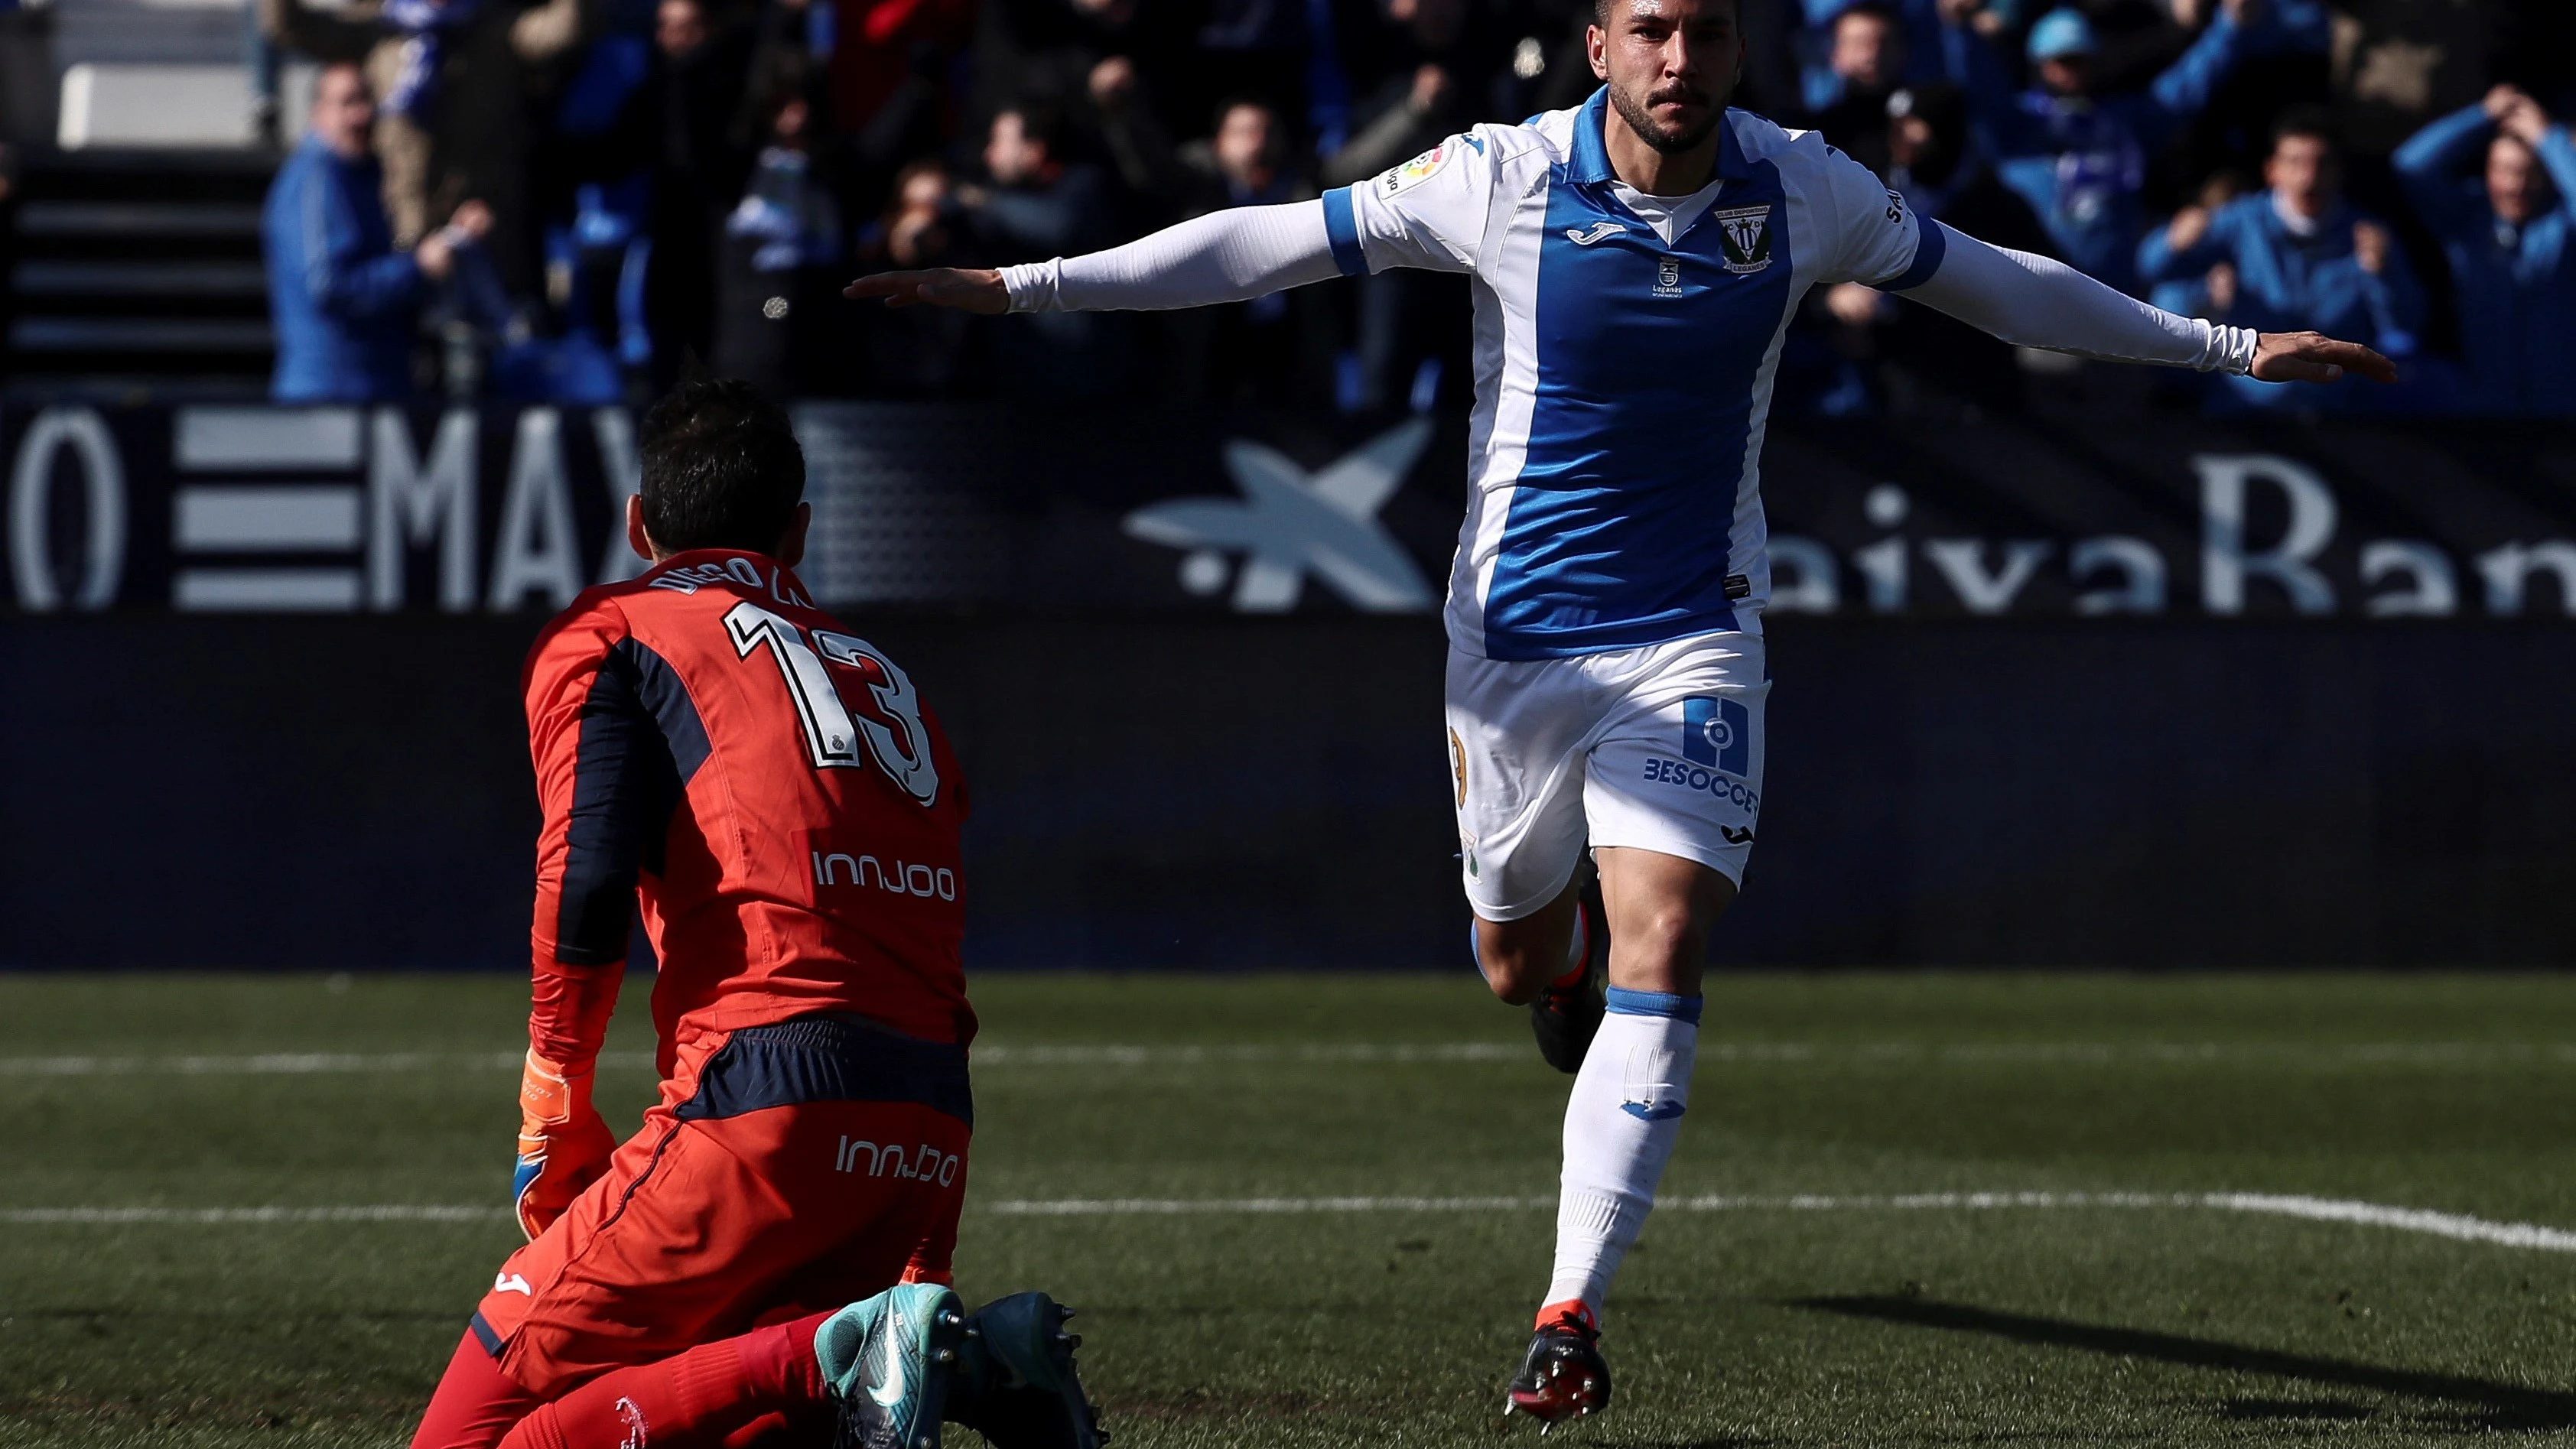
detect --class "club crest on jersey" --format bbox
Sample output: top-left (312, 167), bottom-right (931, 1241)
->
top-left (1654, 254), bottom-right (1683, 297)
top-left (1712, 203), bottom-right (1774, 274)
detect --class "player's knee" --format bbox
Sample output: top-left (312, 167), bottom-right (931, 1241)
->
top-left (1472, 926), bottom-right (1552, 1006)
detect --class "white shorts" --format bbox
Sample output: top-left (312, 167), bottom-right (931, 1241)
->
top-left (1445, 632), bottom-right (1768, 921)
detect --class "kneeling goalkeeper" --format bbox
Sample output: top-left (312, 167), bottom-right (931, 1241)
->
top-left (411, 378), bottom-right (1101, 1449)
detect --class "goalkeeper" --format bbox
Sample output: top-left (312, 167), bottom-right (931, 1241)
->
top-left (410, 378), bottom-right (1101, 1449)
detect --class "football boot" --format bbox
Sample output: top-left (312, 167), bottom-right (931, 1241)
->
top-left (815, 1282), bottom-right (967, 1449)
top-left (946, 1291), bottom-right (1107, 1449)
top-left (1504, 1308), bottom-right (1612, 1431)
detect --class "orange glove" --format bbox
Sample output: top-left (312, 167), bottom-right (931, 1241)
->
top-left (512, 1050), bottom-right (616, 1241)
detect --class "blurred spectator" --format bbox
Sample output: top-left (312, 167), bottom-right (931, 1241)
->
top-left (1321, 0), bottom-right (1485, 189)
top-left (1829, 81), bottom-right (2060, 412)
top-left (2138, 108), bottom-right (2425, 411)
top-left (964, 102), bottom-right (1115, 256)
top-left (260, 0), bottom-right (585, 297)
top-left (850, 160), bottom-right (979, 391)
top-left (1796, 0), bottom-right (1978, 117)
top-left (2390, 86), bottom-right (2576, 416)
top-left (825, 0), bottom-right (975, 187)
top-left (1809, 3), bottom-right (1907, 173)
top-left (636, 0), bottom-right (759, 385)
top-left (1964, 2), bottom-right (2261, 291)
top-left (1181, 98), bottom-right (1331, 401)
top-left (714, 66), bottom-right (848, 395)
top-left (2145, 167), bottom-right (2249, 320)
top-left (964, 102), bottom-right (1129, 394)
top-left (264, 62), bottom-right (493, 401)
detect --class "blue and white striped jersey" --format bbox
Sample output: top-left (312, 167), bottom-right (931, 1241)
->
top-left (1319, 89), bottom-right (1943, 661)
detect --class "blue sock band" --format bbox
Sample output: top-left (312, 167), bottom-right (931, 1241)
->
top-left (1603, 988), bottom-right (1703, 1025)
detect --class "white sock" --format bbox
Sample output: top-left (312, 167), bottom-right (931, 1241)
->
top-left (1542, 989), bottom-right (1700, 1325)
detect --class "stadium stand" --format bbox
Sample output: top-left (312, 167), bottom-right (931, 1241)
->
top-left (0, 0), bottom-right (2571, 412)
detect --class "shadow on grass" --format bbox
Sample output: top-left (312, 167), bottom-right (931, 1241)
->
top-left (1790, 1295), bottom-right (2576, 1432)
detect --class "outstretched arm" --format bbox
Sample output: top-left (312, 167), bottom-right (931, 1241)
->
top-left (848, 199), bottom-right (1344, 314)
top-left (854, 129), bottom-right (1502, 314)
top-left (1896, 223), bottom-right (2396, 383)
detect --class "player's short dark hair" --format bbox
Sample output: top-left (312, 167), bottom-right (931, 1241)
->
top-left (2270, 105), bottom-right (2338, 153)
top-left (1593, 0), bottom-right (1738, 31)
top-left (638, 377), bottom-right (805, 556)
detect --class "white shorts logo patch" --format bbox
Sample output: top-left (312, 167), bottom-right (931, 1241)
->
top-left (1713, 204), bottom-right (1774, 274)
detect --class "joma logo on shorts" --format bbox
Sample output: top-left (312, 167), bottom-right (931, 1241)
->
top-left (812, 852), bottom-right (957, 901)
top-left (836, 1135), bottom-right (961, 1185)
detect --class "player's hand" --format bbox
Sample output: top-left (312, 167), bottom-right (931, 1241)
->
top-left (2249, 331), bottom-right (2397, 385)
top-left (512, 1050), bottom-right (615, 1241)
top-left (844, 268), bottom-right (1012, 313)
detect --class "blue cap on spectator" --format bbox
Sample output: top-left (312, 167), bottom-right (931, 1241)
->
top-left (2026, 8), bottom-right (2098, 62)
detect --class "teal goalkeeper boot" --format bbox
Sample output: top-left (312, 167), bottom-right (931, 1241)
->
top-left (815, 1282), bottom-right (968, 1449)
top-left (946, 1291), bottom-right (1107, 1449)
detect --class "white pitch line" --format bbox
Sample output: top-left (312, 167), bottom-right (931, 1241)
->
top-left (6, 1041), bottom-right (2575, 1074)
top-left (984, 1191), bottom-right (2576, 1252)
top-left (11, 1192), bottom-right (2573, 1252)
top-left (0, 1205), bottom-right (507, 1224)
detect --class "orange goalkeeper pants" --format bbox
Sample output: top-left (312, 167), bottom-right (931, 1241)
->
top-left (413, 1015), bottom-right (971, 1449)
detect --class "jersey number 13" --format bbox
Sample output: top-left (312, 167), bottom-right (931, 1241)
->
top-left (724, 600), bottom-right (940, 806)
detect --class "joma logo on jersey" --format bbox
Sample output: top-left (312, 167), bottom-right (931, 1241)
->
top-left (1681, 696), bottom-right (1751, 775)
top-left (836, 1135), bottom-right (961, 1184)
top-left (1712, 204), bottom-right (1774, 274)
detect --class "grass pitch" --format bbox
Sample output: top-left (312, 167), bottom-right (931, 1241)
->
top-left (2, 972), bottom-right (2574, 1447)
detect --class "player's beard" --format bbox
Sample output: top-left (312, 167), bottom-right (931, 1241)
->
top-left (1608, 77), bottom-right (1724, 154)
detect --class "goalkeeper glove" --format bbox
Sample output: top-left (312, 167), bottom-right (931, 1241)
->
top-left (512, 1049), bottom-right (616, 1241)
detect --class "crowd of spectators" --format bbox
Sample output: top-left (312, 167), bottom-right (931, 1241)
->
top-left (255, 0), bottom-right (2576, 415)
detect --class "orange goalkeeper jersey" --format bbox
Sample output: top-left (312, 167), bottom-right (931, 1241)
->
top-left (520, 550), bottom-right (973, 1074)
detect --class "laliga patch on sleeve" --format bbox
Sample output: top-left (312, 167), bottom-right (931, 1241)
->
top-left (1377, 141), bottom-right (1455, 199)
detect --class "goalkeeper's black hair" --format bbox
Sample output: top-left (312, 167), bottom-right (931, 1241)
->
top-left (637, 375), bottom-right (805, 556)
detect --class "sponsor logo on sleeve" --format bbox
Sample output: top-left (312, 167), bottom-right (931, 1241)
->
top-left (1378, 142), bottom-right (1455, 198)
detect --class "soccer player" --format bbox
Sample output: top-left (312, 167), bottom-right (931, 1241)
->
top-left (410, 378), bottom-right (1104, 1449)
top-left (848, 0), bottom-right (2390, 1425)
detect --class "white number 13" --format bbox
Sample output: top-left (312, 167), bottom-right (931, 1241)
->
top-left (725, 601), bottom-right (940, 806)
